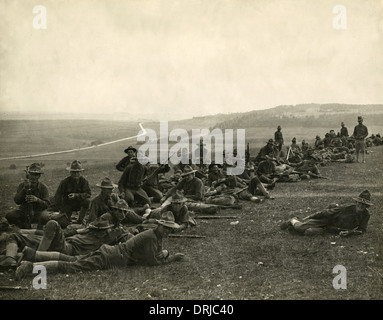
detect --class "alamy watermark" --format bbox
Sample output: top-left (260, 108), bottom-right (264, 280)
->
top-left (333, 5), bottom-right (347, 30)
top-left (32, 5), bottom-right (47, 30)
top-left (135, 121), bottom-right (246, 175)
top-left (332, 265), bottom-right (347, 289)
top-left (32, 265), bottom-right (47, 289)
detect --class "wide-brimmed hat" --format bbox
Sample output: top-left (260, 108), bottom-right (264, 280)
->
top-left (358, 116), bottom-right (363, 121)
top-left (181, 165), bottom-right (197, 177)
top-left (96, 177), bottom-right (117, 189)
top-left (277, 125), bottom-right (281, 129)
top-left (157, 211), bottom-right (180, 229)
top-left (171, 191), bottom-right (187, 204)
top-left (66, 160), bottom-right (84, 172)
top-left (292, 137), bottom-right (297, 142)
top-left (25, 163), bottom-right (44, 174)
top-left (266, 139), bottom-right (275, 145)
top-left (111, 199), bottom-right (130, 211)
top-left (353, 190), bottom-right (373, 206)
top-left (124, 146), bottom-right (137, 154)
top-left (88, 219), bottom-right (114, 230)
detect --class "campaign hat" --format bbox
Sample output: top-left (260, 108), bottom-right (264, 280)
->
top-left (66, 160), bottom-right (84, 172)
top-left (353, 190), bottom-right (373, 206)
top-left (124, 146), bottom-right (137, 154)
top-left (157, 211), bottom-right (180, 229)
top-left (96, 177), bottom-right (117, 189)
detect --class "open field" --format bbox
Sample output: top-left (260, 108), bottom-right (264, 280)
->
top-left (0, 120), bottom-right (382, 301)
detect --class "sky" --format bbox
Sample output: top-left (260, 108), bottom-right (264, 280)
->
top-left (0, 0), bottom-right (382, 120)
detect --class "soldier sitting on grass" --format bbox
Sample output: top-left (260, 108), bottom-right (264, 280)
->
top-left (53, 160), bottom-right (91, 226)
top-left (6, 163), bottom-right (50, 230)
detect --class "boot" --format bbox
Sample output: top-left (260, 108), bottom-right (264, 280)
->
top-left (0, 242), bottom-right (18, 268)
top-left (250, 196), bottom-right (261, 203)
top-left (18, 246), bottom-right (36, 263)
top-left (76, 207), bottom-right (88, 224)
top-left (34, 251), bottom-right (76, 262)
top-left (38, 261), bottom-right (70, 274)
top-left (257, 182), bottom-right (270, 197)
top-left (15, 261), bottom-right (34, 280)
top-left (37, 220), bottom-right (58, 251)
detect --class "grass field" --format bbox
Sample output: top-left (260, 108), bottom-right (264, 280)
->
top-left (0, 120), bottom-right (382, 302)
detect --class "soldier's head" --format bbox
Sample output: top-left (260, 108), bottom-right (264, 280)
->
top-left (96, 177), bottom-right (117, 196)
top-left (67, 160), bottom-right (84, 181)
top-left (111, 199), bottom-right (130, 223)
top-left (353, 190), bottom-right (373, 213)
top-left (171, 191), bottom-right (186, 213)
top-left (209, 163), bottom-right (221, 174)
top-left (181, 165), bottom-right (197, 182)
top-left (157, 211), bottom-right (180, 236)
top-left (124, 146), bottom-right (137, 158)
top-left (25, 163), bottom-right (43, 184)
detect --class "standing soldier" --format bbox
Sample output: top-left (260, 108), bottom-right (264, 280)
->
top-left (352, 116), bottom-right (369, 163)
top-left (274, 125), bottom-right (284, 152)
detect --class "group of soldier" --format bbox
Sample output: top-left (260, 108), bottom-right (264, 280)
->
top-left (0, 115), bottom-right (378, 280)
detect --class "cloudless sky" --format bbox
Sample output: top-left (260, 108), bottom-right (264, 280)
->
top-left (1, 0), bottom-right (382, 120)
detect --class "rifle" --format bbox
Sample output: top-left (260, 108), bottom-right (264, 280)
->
top-left (143, 151), bottom-right (176, 183)
top-left (169, 234), bottom-right (206, 239)
top-left (24, 166), bottom-right (33, 229)
top-left (286, 146), bottom-right (292, 161)
top-left (232, 186), bottom-right (248, 195)
top-left (186, 199), bottom-right (242, 210)
top-left (307, 172), bottom-right (330, 180)
top-left (245, 143), bottom-right (250, 163)
top-left (0, 286), bottom-right (29, 290)
top-left (195, 215), bottom-right (239, 219)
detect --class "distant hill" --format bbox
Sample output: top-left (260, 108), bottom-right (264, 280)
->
top-left (212, 103), bottom-right (383, 130)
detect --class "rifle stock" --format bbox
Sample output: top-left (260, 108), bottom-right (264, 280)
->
top-left (25, 166), bottom-right (33, 229)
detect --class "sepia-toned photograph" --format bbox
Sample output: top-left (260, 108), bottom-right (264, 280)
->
top-left (0, 0), bottom-right (382, 308)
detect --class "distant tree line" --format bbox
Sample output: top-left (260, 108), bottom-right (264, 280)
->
top-left (214, 113), bottom-right (383, 131)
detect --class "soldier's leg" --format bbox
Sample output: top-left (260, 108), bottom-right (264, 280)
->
top-left (77, 198), bottom-right (91, 224)
top-left (15, 260), bottom-right (69, 280)
top-left (123, 209), bottom-right (144, 224)
top-left (123, 189), bottom-right (135, 207)
top-left (34, 250), bottom-right (77, 262)
top-left (249, 177), bottom-right (272, 199)
top-left (290, 218), bottom-right (325, 235)
top-left (35, 210), bottom-right (50, 229)
top-left (37, 220), bottom-right (66, 252)
top-left (134, 188), bottom-right (152, 206)
top-left (0, 239), bottom-right (18, 268)
top-left (5, 209), bottom-right (28, 229)
top-left (185, 201), bottom-right (220, 214)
